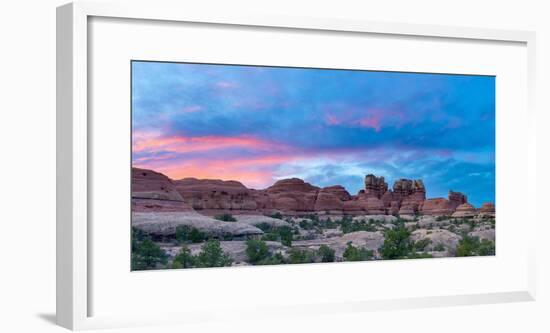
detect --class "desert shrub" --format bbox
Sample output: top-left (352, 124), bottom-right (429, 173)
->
top-left (258, 226), bottom-right (293, 246)
top-left (245, 239), bottom-right (270, 264)
top-left (478, 239), bottom-right (496, 256)
top-left (267, 212), bottom-right (284, 220)
top-left (131, 238), bottom-right (168, 270)
top-left (256, 252), bottom-right (286, 265)
top-left (456, 236), bottom-right (495, 257)
top-left (221, 233), bottom-right (234, 241)
top-left (343, 242), bottom-right (373, 261)
top-left (188, 228), bottom-right (206, 243)
top-left (434, 243), bottom-right (446, 252)
top-left (194, 240), bottom-right (233, 267)
top-left (413, 238), bottom-right (432, 251)
top-left (277, 226), bottom-right (293, 246)
top-left (436, 215), bottom-right (450, 222)
top-left (255, 222), bottom-right (273, 233)
top-left (131, 227), bottom-right (149, 245)
top-left (317, 245), bottom-right (336, 262)
top-left (172, 246), bottom-right (195, 268)
top-left (261, 232), bottom-right (279, 242)
top-left (307, 214), bottom-right (320, 222)
top-left (380, 226), bottom-right (412, 260)
top-left (175, 225), bottom-right (207, 243)
top-left (318, 217), bottom-right (337, 229)
top-left (214, 213), bottom-right (237, 222)
top-left (299, 219), bottom-right (315, 230)
top-left (339, 216), bottom-right (377, 234)
top-left (407, 252), bottom-right (433, 259)
top-left (288, 248), bottom-right (316, 264)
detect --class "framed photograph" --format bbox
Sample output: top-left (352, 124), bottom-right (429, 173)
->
top-left (57, 1), bottom-right (537, 330)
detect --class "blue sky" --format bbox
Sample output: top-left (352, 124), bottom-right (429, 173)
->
top-left (132, 61), bottom-right (495, 207)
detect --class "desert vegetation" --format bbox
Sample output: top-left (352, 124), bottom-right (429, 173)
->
top-left (131, 213), bottom-right (495, 270)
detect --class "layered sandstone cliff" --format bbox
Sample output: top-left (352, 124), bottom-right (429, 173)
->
top-left (131, 167), bottom-right (493, 217)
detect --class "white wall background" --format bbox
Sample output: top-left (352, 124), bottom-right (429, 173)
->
top-left (0, 0), bottom-right (548, 332)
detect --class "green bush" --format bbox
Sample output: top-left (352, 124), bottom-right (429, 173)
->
top-left (380, 226), bottom-right (412, 260)
top-left (245, 239), bottom-right (270, 264)
top-left (478, 239), bottom-right (496, 255)
top-left (172, 246), bottom-right (195, 268)
top-left (194, 240), bottom-right (233, 267)
top-left (261, 232), bottom-right (279, 242)
top-left (456, 236), bottom-right (495, 257)
top-left (343, 242), bottom-right (373, 261)
top-left (413, 238), bottom-right (432, 251)
top-left (299, 219), bottom-right (315, 230)
top-left (339, 216), bottom-right (377, 233)
top-left (317, 245), bottom-right (336, 262)
top-left (256, 222), bottom-right (273, 233)
top-left (278, 226), bottom-right (293, 246)
top-left (267, 212), bottom-right (284, 220)
top-left (175, 225), bottom-right (207, 243)
top-left (288, 248), bottom-right (316, 264)
top-left (434, 243), bottom-right (446, 252)
top-left (214, 213), bottom-right (237, 222)
top-left (256, 252), bottom-right (286, 265)
top-left (131, 238), bottom-right (168, 270)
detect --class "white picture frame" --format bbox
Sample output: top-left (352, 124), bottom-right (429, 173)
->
top-left (57, 1), bottom-right (537, 330)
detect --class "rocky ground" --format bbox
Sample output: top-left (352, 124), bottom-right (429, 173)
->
top-left (131, 211), bottom-right (496, 270)
top-left (130, 167), bottom-right (496, 270)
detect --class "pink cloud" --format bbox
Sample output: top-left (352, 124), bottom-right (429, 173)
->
top-left (132, 130), bottom-right (288, 155)
top-left (357, 117), bottom-right (381, 131)
top-left (181, 105), bottom-right (203, 113)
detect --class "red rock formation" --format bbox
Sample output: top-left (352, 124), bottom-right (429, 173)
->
top-left (398, 197), bottom-right (421, 215)
top-left (392, 178), bottom-right (426, 201)
top-left (420, 198), bottom-right (455, 216)
top-left (479, 202), bottom-right (496, 217)
top-left (131, 168), bottom-right (192, 211)
top-left (132, 167), bottom-right (493, 217)
top-left (266, 178), bottom-right (320, 212)
top-left (132, 167), bottom-right (184, 201)
top-left (174, 178), bottom-right (257, 211)
top-left (364, 174), bottom-right (388, 198)
top-left (342, 200), bottom-right (366, 214)
top-left (449, 190), bottom-right (467, 208)
top-left (451, 203), bottom-right (477, 218)
top-left (314, 186), bottom-right (351, 212)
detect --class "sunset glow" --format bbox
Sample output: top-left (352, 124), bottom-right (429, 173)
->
top-left (132, 61), bottom-right (495, 206)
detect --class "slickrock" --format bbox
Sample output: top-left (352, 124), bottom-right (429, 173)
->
top-left (234, 215), bottom-right (291, 228)
top-left (132, 211), bottom-right (263, 237)
top-left (468, 229), bottom-right (495, 242)
top-left (411, 229), bottom-right (462, 251)
top-left (293, 231), bottom-right (385, 259)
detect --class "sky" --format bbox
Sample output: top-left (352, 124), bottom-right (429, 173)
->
top-left (131, 61), bottom-right (495, 207)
